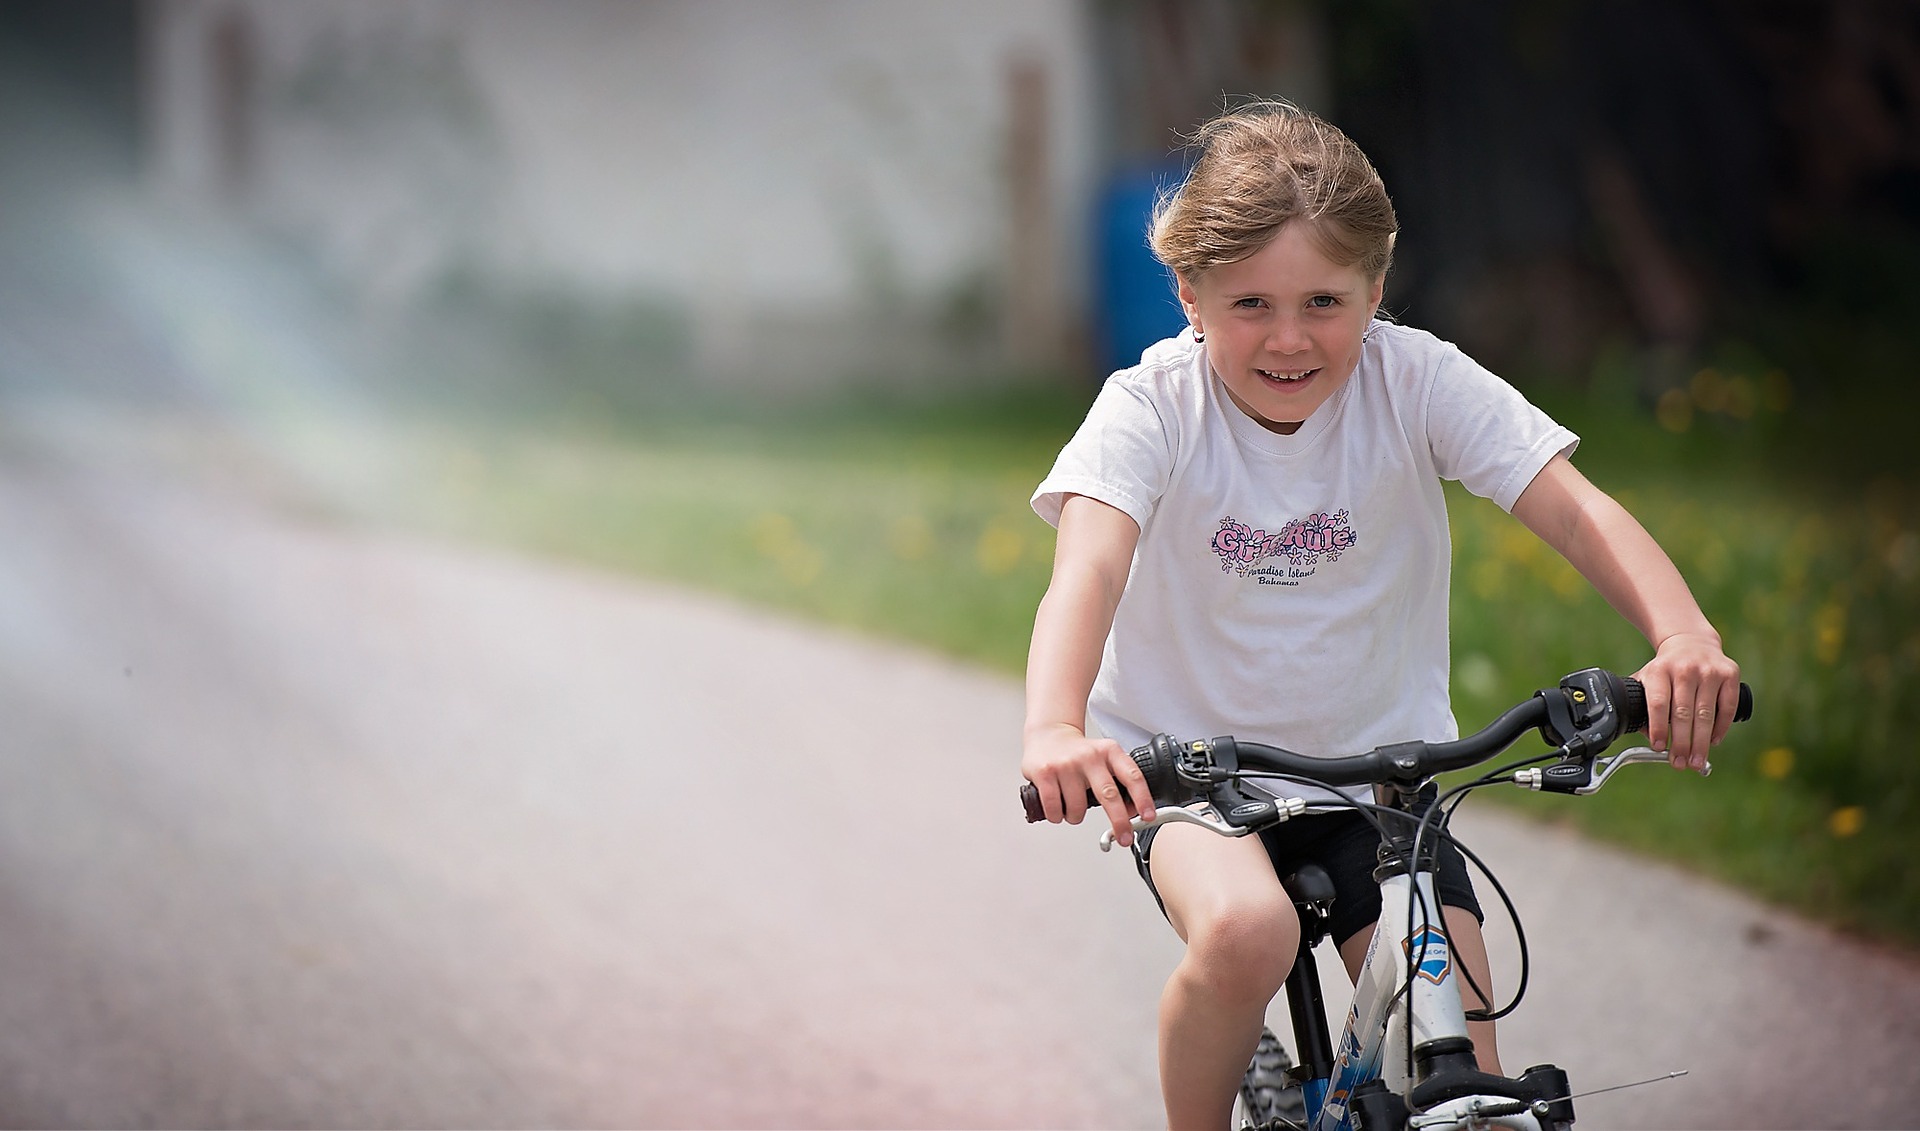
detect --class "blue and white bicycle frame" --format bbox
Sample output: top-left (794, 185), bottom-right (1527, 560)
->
top-left (1313, 867), bottom-right (1532, 1130)
top-left (1112, 800), bottom-right (1565, 1131)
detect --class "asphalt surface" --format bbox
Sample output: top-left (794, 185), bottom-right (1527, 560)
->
top-left (1, 409), bottom-right (1918, 1129)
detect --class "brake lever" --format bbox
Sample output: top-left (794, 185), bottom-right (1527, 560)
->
top-left (1576, 746), bottom-right (1711, 795)
top-left (1515, 746), bottom-right (1712, 794)
top-left (1099, 803), bottom-right (1239, 852)
top-left (1097, 796), bottom-right (1309, 851)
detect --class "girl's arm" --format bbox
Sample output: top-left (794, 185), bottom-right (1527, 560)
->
top-left (1511, 455), bottom-right (1741, 770)
top-left (1023, 493), bottom-right (1158, 846)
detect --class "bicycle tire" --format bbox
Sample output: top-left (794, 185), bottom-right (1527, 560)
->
top-left (1233, 1026), bottom-right (1307, 1130)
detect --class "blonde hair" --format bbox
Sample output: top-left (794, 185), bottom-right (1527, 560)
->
top-left (1150, 100), bottom-right (1397, 283)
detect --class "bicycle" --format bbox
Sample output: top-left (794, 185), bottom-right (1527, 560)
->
top-left (1020, 666), bottom-right (1754, 1130)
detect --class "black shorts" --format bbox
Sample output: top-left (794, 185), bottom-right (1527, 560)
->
top-left (1131, 787), bottom-right (1483, 947)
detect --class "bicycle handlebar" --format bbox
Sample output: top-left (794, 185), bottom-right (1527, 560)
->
top-left (1020, 668), bottom-right (1753, 823)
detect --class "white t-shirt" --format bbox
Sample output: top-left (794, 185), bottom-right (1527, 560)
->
top-left (1032, 322), bottom-right (1577, 799)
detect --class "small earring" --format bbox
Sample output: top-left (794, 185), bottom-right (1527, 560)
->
top-left (1192, 328), bottom-right (1206, 344)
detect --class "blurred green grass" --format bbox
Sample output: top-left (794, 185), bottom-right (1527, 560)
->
top-left (1448, 372), bottom-right (1920, 947)
top-left (348, 362), bottom-right (1916, 948)
top-left (365, 388), bottom-right (1077, 673)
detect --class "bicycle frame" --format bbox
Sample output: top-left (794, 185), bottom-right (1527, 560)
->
top-left (1143, 797), bottom-right (1568, 1130)
top-left (1313, 867), bottom-right (1473, 1129)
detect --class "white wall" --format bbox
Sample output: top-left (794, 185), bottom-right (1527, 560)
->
top-left (144, 0), bottom-right (1100, 387)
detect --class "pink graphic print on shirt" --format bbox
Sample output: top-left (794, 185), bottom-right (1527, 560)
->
top-left (1210, 510), bottom-right (1357, 576)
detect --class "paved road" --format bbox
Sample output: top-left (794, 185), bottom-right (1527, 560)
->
top-left (2, 414), bottom-right (1918, 1129)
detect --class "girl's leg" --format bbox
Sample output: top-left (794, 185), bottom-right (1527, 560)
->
top-left (1443, 905), bottom-right (1502, 1075)
top-left (1335, 905), bottom-right (1503, 1075)
top-left (1147, 822), bottom-right (1301, 1131)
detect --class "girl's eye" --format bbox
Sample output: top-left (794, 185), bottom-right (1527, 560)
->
top-left (1233, 297), bottom-right (1266, 309)
top-left (1308, 295), bottom-right (1338, 309)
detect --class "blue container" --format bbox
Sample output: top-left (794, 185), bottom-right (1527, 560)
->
top-left (1093, 163), bottom-right (1189, 377)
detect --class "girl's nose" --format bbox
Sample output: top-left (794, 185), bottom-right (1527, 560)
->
top-left (1266, 315), bottom-right (1310, 354)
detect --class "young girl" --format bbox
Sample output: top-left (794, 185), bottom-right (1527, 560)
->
top-left (1020, 101), bottom-right (1741, 1129)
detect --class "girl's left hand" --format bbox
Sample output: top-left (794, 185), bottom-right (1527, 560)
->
top-left (1633, 633), bottom-right (1741, 772)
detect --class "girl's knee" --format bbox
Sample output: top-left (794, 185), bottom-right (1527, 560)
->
top-left (1179, 895), bottom-right (1299, 1001)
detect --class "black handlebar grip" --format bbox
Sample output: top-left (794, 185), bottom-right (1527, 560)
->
top-left (1019, 779), bottom-right (1110, 822)
top-left (1020, 781), bottom-right (1046, 822)
top-left (1019, 778), bottom-right (1120, 822)
top-left (1018, 773), bottom-right (1136, 823)
top-left (1019, 737), bottom-right (1182, 823)
top-left (1620, 678), bottom-right (1754, 733)
top-left (1622, 678), bottom-right (1648, 732)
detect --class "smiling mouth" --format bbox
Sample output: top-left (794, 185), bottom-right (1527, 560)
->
top-left (1258, 368), bottom-right (1318, 385)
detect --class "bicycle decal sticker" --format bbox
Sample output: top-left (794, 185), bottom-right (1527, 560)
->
top-left (1403, 925), bottom-right (1452, 985)
top-left (1319, 1009), bottom-right (1379, 1131)
top-left (1209, 510), bottom-right (1357, 584)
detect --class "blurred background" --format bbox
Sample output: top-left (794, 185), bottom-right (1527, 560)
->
top-left (2, 0), bottom-right (1919, 1123)
top-left (14, 0), bottom-right (1920, 402)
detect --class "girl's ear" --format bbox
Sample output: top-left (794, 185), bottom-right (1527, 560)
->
top-left (1367, 273), bottom-right (1385, 318)
top-left (1176, 274), bottom-right (1200, 326)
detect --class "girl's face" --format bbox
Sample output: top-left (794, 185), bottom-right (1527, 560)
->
top-left (1178, 222), bottom-right (1384, 435)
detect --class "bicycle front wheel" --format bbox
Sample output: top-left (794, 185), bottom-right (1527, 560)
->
top-left (1233, 1026), bottom-right (1306, 1130)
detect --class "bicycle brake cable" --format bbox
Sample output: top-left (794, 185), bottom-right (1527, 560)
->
top-left (1408, 765), bottom-right (1546, 1033)
top-left (1227, 771), bottom-right (1398, 842)
top-left (1566, 1070), bottom-right (1690, 1099)
top-left (1426, 769), bottom-right (1540, 1024)
top-left (1448, 833), bottom-right (1528, 1022)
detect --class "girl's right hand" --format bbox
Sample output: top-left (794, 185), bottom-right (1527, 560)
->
top-left (1021, 722), bottom-right (1157, 847)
